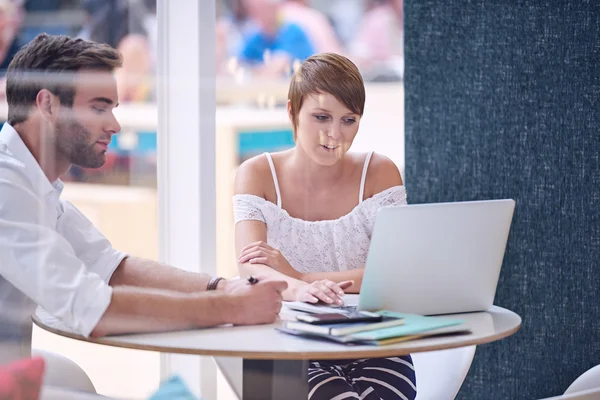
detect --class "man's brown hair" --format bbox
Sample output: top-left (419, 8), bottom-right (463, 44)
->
top-left (6, 33), bottom-right (123, 125)
top-left (288, 53), bottom-right (365, 131)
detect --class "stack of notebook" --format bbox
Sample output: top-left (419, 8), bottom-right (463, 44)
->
top-left (278, 308), bottom-right (469, 346)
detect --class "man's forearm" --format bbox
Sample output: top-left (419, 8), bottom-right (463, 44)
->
top-left (301, 268), bottom-right (364, 293)
top-left (109, 256), bottom-right (222, 292)
top-left (91, 285), bottom-right (234, 337)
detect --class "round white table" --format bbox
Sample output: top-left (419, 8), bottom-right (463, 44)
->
top-left (33, 303), bottom-right (521, 400)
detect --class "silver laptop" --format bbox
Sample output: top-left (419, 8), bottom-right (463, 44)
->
top-left (358, 199), bottom-right (515, 315)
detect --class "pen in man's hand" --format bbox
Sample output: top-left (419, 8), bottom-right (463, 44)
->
top-left (247, 276), bottom-right (259, 285)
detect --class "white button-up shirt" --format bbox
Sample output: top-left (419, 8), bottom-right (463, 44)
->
top-left (0, 123), bottom-right (126, 362)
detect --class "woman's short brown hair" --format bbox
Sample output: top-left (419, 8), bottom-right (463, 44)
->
top-left (6, 33), bottom-right (122, 125)
top-left (288, 53), bottom-right (365, 131)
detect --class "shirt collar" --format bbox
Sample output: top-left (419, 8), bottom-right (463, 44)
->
top-left (0, 122), bottom-right (64, 198)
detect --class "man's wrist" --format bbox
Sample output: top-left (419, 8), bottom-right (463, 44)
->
top-left (192, 292), bottom-right (233, 327)
top-left (214, 292), bottom-right (242, 325)
top-left (215, 278), bottom-right (228, 291)
top-left (206, 276), bottom-right (225, 291)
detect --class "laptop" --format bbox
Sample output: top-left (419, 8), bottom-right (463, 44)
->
top-left (284, 199), bottom-right (515, 316)
top-left (357, 199), bottom-right (515, 315)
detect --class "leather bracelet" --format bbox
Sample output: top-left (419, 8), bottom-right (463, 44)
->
top-left (207, 276), bottom-right (225, 291)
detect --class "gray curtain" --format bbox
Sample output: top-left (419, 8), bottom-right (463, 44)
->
top-left (404, 1), bottom-right (600, 399)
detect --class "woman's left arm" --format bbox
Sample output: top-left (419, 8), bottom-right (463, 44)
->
top-left (238, 240), bottom-right (364, 293)
top-left (238, 241), bottom-right (364, 293)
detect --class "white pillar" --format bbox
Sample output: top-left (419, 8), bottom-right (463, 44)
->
top-left (156, 1), bottom-right (217, 398)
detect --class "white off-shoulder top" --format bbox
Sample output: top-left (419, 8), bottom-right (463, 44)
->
top-left (233, 152), bottom-right (407, 273)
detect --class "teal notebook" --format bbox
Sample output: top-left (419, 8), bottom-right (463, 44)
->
top-left (348, 310), bottom-right (464, 341)
top-left (279, 310), bottom-right (467, 345)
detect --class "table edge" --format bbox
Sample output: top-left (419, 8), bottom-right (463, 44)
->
top-left (32, 313), bottom-right (521, 360)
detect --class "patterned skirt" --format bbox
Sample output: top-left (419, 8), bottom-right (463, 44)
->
top-left (308, 356), bottom-right (416, 400)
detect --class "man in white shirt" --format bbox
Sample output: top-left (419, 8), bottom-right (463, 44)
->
top-left (0, 33), bottom-right (286, 364)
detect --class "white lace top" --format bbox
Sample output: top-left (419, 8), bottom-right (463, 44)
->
top-left (233, 152), bottom-right (408, 273)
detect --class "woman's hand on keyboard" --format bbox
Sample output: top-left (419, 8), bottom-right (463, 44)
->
top-left (294, 280), bottom-right (353, 305)
top-left (238, 241), bottom-right (301, 279)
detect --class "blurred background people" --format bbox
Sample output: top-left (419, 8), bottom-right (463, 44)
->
top-left (79, 0), bottom-right (156, 102)
top-left (349, 0), bottom-right (404, 81)
top-left (217, 0), bottom-right (405, 82)
top-left (0, 0), bottom-right (24, 98)
top-left (279, 0), bottom-right (343, 54)
top-left (0, 0), bottom-right (23, 76)
top-left (327, 0), bottom-right (363, 47)
top-left (238, 0), bottom-right (314, 78)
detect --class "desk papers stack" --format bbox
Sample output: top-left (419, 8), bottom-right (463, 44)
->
top-left (278, 310), bottom-right (469, 346)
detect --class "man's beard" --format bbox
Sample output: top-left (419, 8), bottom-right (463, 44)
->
top-left (56, 119), bottom-right (106, 169)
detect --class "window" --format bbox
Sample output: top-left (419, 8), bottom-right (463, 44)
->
top-left (3, 1), bottom-right (404, 398)
top-left (4, 1), bottom-right (162, 398)
top-left (214, 0), bottom-right (405, 283)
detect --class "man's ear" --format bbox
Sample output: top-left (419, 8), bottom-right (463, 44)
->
top-left (36, 89), bottom-right (59, 122)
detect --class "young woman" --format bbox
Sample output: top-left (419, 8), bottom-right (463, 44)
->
top-left (233, 53), bottom-right (415, 400)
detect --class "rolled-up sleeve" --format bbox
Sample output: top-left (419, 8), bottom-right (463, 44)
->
top-left (56, 201), bottom-right (127, 283)
top-left (0, 175), bottom-right (112, 337)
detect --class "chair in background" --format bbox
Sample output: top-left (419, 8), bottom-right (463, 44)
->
top-left (564, 365), bottom-right (600, 395)
top-left (214, 356), bottom-right (242, 399)
top-left (33, 348), bottom-right (97, 394)
top-left (412, 346), bottom-right (476, 400)
top-left (11, 321), bottom-right (98, 395)
top-left (538, 388), bottom-right (600, 400)
top-left (537, 364), bottom-right (600, 400)
top-left (40, 386), bottom-right (110, 400)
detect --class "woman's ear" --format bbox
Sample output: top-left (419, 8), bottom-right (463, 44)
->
top-left (287, 99), bottom-right (297, 141)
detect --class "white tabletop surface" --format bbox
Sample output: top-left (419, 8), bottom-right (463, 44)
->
top-left (34, 295), bottom-right (521, 360)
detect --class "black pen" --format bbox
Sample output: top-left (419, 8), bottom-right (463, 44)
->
top-left (247, 276), bottom-right (259, 285)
